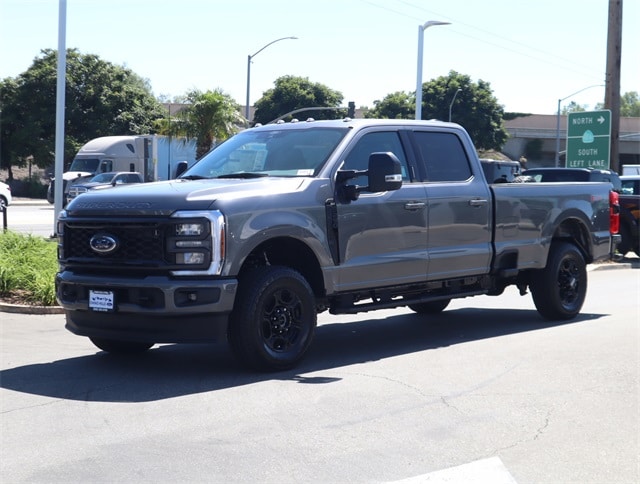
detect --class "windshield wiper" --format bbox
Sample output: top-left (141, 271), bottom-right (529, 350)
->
top-left (216, 172), bottom-right (270, 179)
top-left (179, 175), bottom-right (210, 180)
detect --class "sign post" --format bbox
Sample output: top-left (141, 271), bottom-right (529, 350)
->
top-left (565, 110), bottom-right (611, 169)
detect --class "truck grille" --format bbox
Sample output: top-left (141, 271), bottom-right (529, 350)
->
top-left (58, 212), bottom-right (221, 275)
top-left (62, 221), bottom-right (167, 266)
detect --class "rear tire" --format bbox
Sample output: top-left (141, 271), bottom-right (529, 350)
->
top-left (409, 299), bottom-right (450, 314)
top-left (530, 242), bottom-right (586, 321)
top-left (616, 223), bottom-right (633, 256)
top-left (228, 266), bottom-right (317, 372)
top-left (89, 337), bottom-right (153, 354)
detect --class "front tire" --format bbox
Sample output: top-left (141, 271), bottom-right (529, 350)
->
top-left (89, 337), bottom-right (154, 354)
top-left (530, 242), bottom-right (587, 321)
top-left (228, 266), bottom-right (317, 372)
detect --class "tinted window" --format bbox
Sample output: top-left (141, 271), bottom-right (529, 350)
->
top-left (528, 171), bottom-right (589, 182)
top-left (342, 131), bottom-right (410, 185)
top-left (621, 179), bottom-right (640, 195)
top-left (413, 132), bottom-right (472, 182)
top-left (69, 158), bottom-right (100, 172)
top-left (89, 173), bottom-right (114, 183)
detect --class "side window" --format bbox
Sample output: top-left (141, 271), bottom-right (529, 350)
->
top-left (413, 131), bottom-right (472, 182)
top-left (100, 160), bottom-right (113, 173)
top-left (342, 131), bottom-right (410, 185)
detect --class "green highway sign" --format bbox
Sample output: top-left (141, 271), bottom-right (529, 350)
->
top-left (566, 110), bottom-right (611, 169)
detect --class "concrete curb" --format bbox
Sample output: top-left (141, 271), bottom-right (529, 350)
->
top-left (0, 301), bottom-right (64, 314)
top-left (590, 262), bottom-right (638, 271)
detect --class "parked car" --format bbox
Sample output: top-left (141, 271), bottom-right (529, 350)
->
top-left (522, 167), bottom-right (622, 191)
top-left (0, 181), bottom-right (12, 208)
top-left (66, 171), bottom-right (144, 203)
top-left (618, 175), bottom-right (640, 256)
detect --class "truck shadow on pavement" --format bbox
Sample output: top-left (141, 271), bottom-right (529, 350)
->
top-left (0, 307), bottom-right (606, 403)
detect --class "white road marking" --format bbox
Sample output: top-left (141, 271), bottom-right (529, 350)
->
top-left (389, 457), bottom-right (518, 483)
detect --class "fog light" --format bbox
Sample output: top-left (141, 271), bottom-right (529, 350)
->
top-left (176, 252), bottom-right (205, 264)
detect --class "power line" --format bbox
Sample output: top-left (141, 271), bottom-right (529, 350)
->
top-left (360, 0), bottom-right (605, 82)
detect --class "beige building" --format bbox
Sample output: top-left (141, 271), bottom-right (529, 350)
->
top-left (503, 114), bottom-right (640, 169)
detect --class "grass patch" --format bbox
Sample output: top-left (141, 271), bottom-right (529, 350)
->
top-left (0, 230), bottom-right (58, 306)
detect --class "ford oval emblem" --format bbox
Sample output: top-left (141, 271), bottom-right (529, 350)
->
top-left (89, 234), bottom-right (119, 254)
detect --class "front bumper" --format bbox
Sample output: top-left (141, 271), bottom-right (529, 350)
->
top-left (56, 271), bottom-right (237, 343)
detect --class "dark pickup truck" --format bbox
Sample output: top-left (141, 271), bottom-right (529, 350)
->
top-left (618, 175), bottom-right (640, 256)
top-left (56, 119), bottom-right (620, 371)
top-left (66, 171), bottom-right (144, 204)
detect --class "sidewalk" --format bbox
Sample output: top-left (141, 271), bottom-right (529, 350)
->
top-left (11, 197), bottom-right (50, 206)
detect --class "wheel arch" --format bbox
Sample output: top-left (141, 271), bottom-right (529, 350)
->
top-left (237, 236), bottom-right (326, 298)
top-left (550, 215), bottom-right (594, 264)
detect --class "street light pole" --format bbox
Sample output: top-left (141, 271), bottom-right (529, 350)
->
top-left (245, 36), bottom-right (297, 121)
top-left (554, 83), bottom-right (605, 167)
top-left (448, 88), bottom-right (462, 122)
top-left (415, 20), bottom-right (450, 120)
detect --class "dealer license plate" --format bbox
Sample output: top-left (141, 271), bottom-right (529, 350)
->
top-left (89, 290), bottom-right (115, 312)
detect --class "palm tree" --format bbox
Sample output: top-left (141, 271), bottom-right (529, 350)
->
top-left (158, 89), bottom-right (244, 159)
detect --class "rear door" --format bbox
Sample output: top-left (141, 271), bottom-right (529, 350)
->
top-left (334, 129), bottom-right (429, 291)
top-left (409, 129), bottom-right (492, 280)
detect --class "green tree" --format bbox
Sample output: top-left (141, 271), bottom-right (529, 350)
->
top-left (596, 91), bottom-right (640, 117)
top-left (156, 89), bottom-right (242, 159)
top-left (620, 91), bottom-right (640, 117)
top-left (365, 91), bottom-right (414, 119)
top-left (420, 71), bottom-right (507, 151)
top-left (252, 76), bottom-right (344, 125)
top-left (562, 101), bottom-right (587, 114)
top-left (524, 138), bottom-right (544, 160)
top-left (363, 71), bottom-right (507, 151)
top-left (1, 48), bottom-right (166, 179)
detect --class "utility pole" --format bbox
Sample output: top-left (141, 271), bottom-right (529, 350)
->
top-left (605, 0), bottom-right (623, 173)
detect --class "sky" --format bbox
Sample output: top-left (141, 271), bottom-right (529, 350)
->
top-left (1, 0), bottom-right (639, 115)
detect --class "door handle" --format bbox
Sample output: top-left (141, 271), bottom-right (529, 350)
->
top-left (469, 198), bottom-right (488, 207)
top-left (404, 202), bottom-right (426, 210)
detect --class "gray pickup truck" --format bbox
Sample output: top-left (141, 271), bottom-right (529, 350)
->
top-left (56, 119), bottom-right (620, 371)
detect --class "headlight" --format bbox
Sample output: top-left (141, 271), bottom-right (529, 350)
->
top-left (169, 211), bottom-right (225, 276)
top-left (176, 223), bottom-right (205, 236)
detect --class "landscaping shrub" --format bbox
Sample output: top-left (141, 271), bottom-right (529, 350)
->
top-left (0, 230), bottom-right (57, 305)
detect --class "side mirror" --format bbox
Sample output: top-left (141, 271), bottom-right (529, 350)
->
top-left (336, 152), bottom-right (403, 203)
top-left (366, 152), bottom-right (403, 192)
top-left (174, 160), bottom-right (189, 178)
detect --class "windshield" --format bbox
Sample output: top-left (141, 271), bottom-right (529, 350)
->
top-left (69, 158), bottom-right (100, 172)
top-left (182, 127), bottom-right (348, 179)
top-left (89, 173), bottom-right (115, 183)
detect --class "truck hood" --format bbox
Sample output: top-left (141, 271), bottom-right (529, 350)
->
top-left (65, 177), bottom-right (308, 216)
top-left (74, 182), bottom-right (112, 190)
top-left (62, 171), bottom-right (93, 182)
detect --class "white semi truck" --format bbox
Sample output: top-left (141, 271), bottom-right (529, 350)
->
top-left (48, 135), bottom-right (197, 204)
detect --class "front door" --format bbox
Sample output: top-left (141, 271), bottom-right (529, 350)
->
top-left (334, 130), bottom-right (429, 291)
